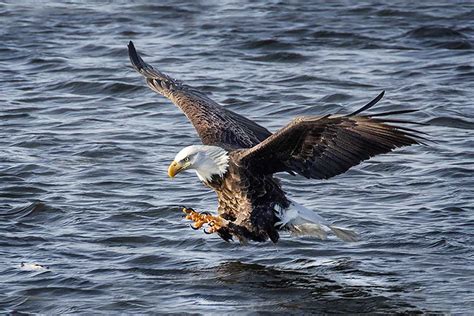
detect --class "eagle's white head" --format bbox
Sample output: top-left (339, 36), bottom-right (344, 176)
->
top-left (167, 145), bottom-right (229, 183)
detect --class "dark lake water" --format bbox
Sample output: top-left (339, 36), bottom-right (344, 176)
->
top-left (1, 1), bottom-right (473, 314)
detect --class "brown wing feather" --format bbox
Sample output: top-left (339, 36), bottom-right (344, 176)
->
top-left (128, 41), bottom-right (271, 149)
top-left (239, 92), bottom-right (426, 179)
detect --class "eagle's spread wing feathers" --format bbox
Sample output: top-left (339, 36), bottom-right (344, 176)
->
top-left (240, 91), bottom-right (427, 179)
top-left (128, 41), bottom-right (271, 149)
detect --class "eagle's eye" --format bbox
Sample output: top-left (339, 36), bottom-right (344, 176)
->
top-left (184, 157), bottom-right (190, 163)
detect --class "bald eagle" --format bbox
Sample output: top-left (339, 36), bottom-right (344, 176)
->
top-left (128, 41), bottom-right (425, 243)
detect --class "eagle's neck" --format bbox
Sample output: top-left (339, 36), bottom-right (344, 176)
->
top-left (194, 146), bottom-right (229, 183)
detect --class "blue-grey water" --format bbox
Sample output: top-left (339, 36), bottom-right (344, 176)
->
top-left (1, 1), bottom-right (473, 314)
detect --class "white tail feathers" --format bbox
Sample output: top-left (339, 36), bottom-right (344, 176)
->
top-left (275, 200), bottom-right (359, 242)
top-left (328, 226), bottom-right (359, 242)
top-left (290, 223), bottom-right (327, 240)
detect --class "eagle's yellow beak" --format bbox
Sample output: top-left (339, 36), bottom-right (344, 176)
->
top-left (168, 161), bottom-right (183, 178)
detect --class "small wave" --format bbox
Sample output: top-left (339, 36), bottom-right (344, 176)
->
top-left (120, 30), bottom-right (140, 36)
top-left (246, 52), bottom-right (308, 63)
top-left (452, 10), bottom-right (474, 20)
top-left (375, 8), bottom-right (432, 19)
top-left (455, 65), bottom-right (473, 72)
top-left (73, 144), bottom-right (129, 158)
top-left (49, 80), bottom-right (142, 96)
top-left (274, 74), bottom-right (319, 84)
top-left (13, 136), bottom-right (63, 148)
top-left (240, 38), bottom-right (295, 50)
top-left (406, 26), bottom-right (466, 39)
top-left (310, 30), bottom-right (385, 49)
top-left (28, 57), bottom-right (67, 65)
top-left (125, 254), bottom-right (168, 265)
top-left (428, 239), bottom-right (447, 248)
top-left (19, 286), bottom-right (103, 297)
top-left (76, 44), bottom-right (127, 58)
top-left (1, 185), bottom-right (47, 194)
top-left (426, 167), bottom-right (473, 178)
top-left (130, 4), bottom-right (196, 15)
top-left (96, 235), bottom-right (156, 245)
top-left (313, 30), bottom-right (371, 39)
top-left (0, 113), bottom-right (31, 120)
top-left (319, 93), bottom-right (352, 103)
top-left (0, 201), bottom-right (57, 218)
top-left (24, 57), bottom-right (70, 73)
top-left (404, 26), bottom-right (472, 50)
top-left (426, 238), bottom-right (469, 254)
top-left (434, 41), bottom-right (472, 50)
top-left (426, 117), bottom-right (474, 130)
top-left (0, 235), bottom-right (48, 247)
top-left (278, 26), bottom-right (313, 36)
top-left (442, 206), bottom-right (466, 213)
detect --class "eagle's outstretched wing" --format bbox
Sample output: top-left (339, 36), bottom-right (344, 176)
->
top-left (239, 91), bottom-right (427, 179)
top-left (128, 41), bottom-right (271, 149)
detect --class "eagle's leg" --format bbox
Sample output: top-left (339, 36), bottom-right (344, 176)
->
top-left (182, 207), bottom-right (227, 232)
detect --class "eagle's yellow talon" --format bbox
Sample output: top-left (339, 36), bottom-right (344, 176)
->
top-left (182, 207), bottom-right (224, 234)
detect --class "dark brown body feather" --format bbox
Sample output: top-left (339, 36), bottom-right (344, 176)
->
top-left (205, 152), bottom-right (290, 243)
top-left (128, 41), bottom-right (426, 243)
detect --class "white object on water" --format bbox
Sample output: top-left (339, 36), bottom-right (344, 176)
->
top-left (19, 262), bottom-right (49, 271)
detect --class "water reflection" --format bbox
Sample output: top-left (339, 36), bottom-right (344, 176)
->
top-left (211, 261), bottom-right (422, 314)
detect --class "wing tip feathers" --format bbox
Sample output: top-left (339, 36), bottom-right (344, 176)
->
top-left (127, 40), bottom-right (143, 72)
top-left (347, 90), bottom-right (385, 117)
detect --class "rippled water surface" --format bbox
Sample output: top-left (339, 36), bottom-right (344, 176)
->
top-left (1, 1), bottom-right (473, 314)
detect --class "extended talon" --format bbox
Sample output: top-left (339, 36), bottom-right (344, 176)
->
top-left (181, 207), bottom-right (225, 234)
top-left (182, 207), bottom-right (195, 215)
